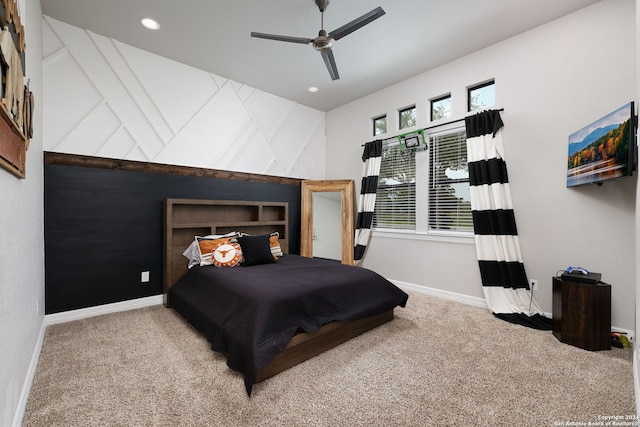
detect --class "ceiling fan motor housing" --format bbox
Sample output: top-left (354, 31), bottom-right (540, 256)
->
top-left (313, 30), bottom-right (332, 51)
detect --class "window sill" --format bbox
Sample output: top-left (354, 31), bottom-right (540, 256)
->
top-left (371, 229), bottom-right (475, 245)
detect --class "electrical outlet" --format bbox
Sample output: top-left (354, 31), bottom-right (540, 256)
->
top-left (141, 271), bottom-right (150, 283)
top-left (36, 299), bottom-right (40, 316)
top-left (529, 279), bottom-right (538, 290)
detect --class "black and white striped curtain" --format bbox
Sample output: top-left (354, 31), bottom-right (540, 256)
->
top-left (354, 139), bottom-right (382, 263)
top-left (465, 110), bottom-right (550, 330)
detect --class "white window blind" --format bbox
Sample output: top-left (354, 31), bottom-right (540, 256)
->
top-left (428, 129), bottom-right (473, 233)
top-left (373, 142), bottom-right (416, 230)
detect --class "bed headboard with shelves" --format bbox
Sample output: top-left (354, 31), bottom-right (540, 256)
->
top-left (163, 198), bottom-right (289, 305)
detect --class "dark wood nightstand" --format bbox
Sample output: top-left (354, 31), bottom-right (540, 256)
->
top-left (552, 276), bottom-right (611, 351)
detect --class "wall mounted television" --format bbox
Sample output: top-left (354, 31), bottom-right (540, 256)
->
top-left (567, 102), bottom-right (636, 187)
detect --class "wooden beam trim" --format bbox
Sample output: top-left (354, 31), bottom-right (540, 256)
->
top-left (43, 152), bottom-right (302, 186)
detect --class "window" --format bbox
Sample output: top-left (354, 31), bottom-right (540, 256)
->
top-left (431, 95), bottom-right (452, 121)
top-left (373, 141), bottom-right (416, 230)
top-left (428, 128), bottom-right (473, 233)
top-left (373, 115), bottom-right (387, 136)
top-left (468, 80), bottom-right (495, 112)
top-left (372, 126), bottom-right (473, 237)
top-left (398, 106), bottom-right (416, 129)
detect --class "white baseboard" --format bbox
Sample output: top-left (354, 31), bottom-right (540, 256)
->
top-left (391, 280), bottom-right (634, 340)
top-left (634, 348), bottom-right (639, 417)
top-left (45, 295), bottom-right (164, 326)
top-left (392, 279), bottom-right (489, 310)
top-left (13, 295), bottom-right (163, 426)
top-left (394, 280), bottom-right (552, 318)
top-left (12, 319), bottom-right (46, 427)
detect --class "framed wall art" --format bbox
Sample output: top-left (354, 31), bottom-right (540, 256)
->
top-left (0, 0), bottom-right (33, 179)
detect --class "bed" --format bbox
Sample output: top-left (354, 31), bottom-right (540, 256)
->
top-left (163, 198), bottom-right (409, 395)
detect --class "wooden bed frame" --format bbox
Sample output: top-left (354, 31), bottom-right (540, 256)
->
top-left (163, 198), bottom-right (394, 384)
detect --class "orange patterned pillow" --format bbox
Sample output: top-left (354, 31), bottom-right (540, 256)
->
top-left (269, 232), bottom-right (283, 259)
top-left (197, 236), bottom-right (237, 266)
top-left (211, 242), bottom-right (242, 267)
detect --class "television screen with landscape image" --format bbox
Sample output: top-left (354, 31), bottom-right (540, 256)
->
top-left (567, 102), bottom-right (635, 187)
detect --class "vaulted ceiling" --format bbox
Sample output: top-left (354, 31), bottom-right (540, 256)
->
top-left (40, 0), bottom-right (601, 111)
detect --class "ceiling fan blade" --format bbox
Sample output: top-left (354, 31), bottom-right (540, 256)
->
top-left (329, 6), bottom-right (385, 41)
top-left (321, 48), bottom-right (340, 80)
top-left (251, 32), bottom-right (313, 45)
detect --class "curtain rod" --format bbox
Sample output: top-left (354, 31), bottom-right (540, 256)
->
top-left (423, 108), bottom-right (504, 132)
top-left (362, 108), bottom-right (504, 146)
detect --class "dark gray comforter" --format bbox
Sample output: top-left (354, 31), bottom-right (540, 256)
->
top-left (169, 254), bottom-right (409, 395)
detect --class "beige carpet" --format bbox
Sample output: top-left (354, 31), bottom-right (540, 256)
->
top-left (24, 292), bottom-right (634, 426)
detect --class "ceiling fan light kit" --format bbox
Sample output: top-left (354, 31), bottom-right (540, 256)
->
top-left (251, 0), bottom-right (385, 81)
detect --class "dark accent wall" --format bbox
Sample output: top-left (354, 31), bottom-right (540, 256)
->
top-left (44, 153), bottom-right (302, 314)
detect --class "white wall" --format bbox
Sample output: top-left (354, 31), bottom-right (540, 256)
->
top-left (327, 0), bottom-right (637, 331)
top-left (42, 16), bottom-right (326, 179)
top-left (635, 0), bottom-right (640, 415)
top-left (1, 1), bottom-right (44, 426)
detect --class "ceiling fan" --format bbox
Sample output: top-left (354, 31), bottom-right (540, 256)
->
top-left (251, 0), bottom-right (385, 81)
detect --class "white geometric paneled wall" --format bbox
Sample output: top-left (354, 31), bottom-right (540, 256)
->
top-left (42, 16), bottom-right (326, 179)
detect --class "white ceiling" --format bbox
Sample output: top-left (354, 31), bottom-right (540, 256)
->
top-left (40, 0), bottom-right (601, 112)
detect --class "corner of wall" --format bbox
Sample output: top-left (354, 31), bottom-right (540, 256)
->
top-left (634, 0), bottom-right (639, 417)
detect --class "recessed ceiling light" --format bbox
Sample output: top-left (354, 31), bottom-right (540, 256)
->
top-left (141, 18), bottom-right (160, 30)
top-left (307, 86), bottom-right (319, 93)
